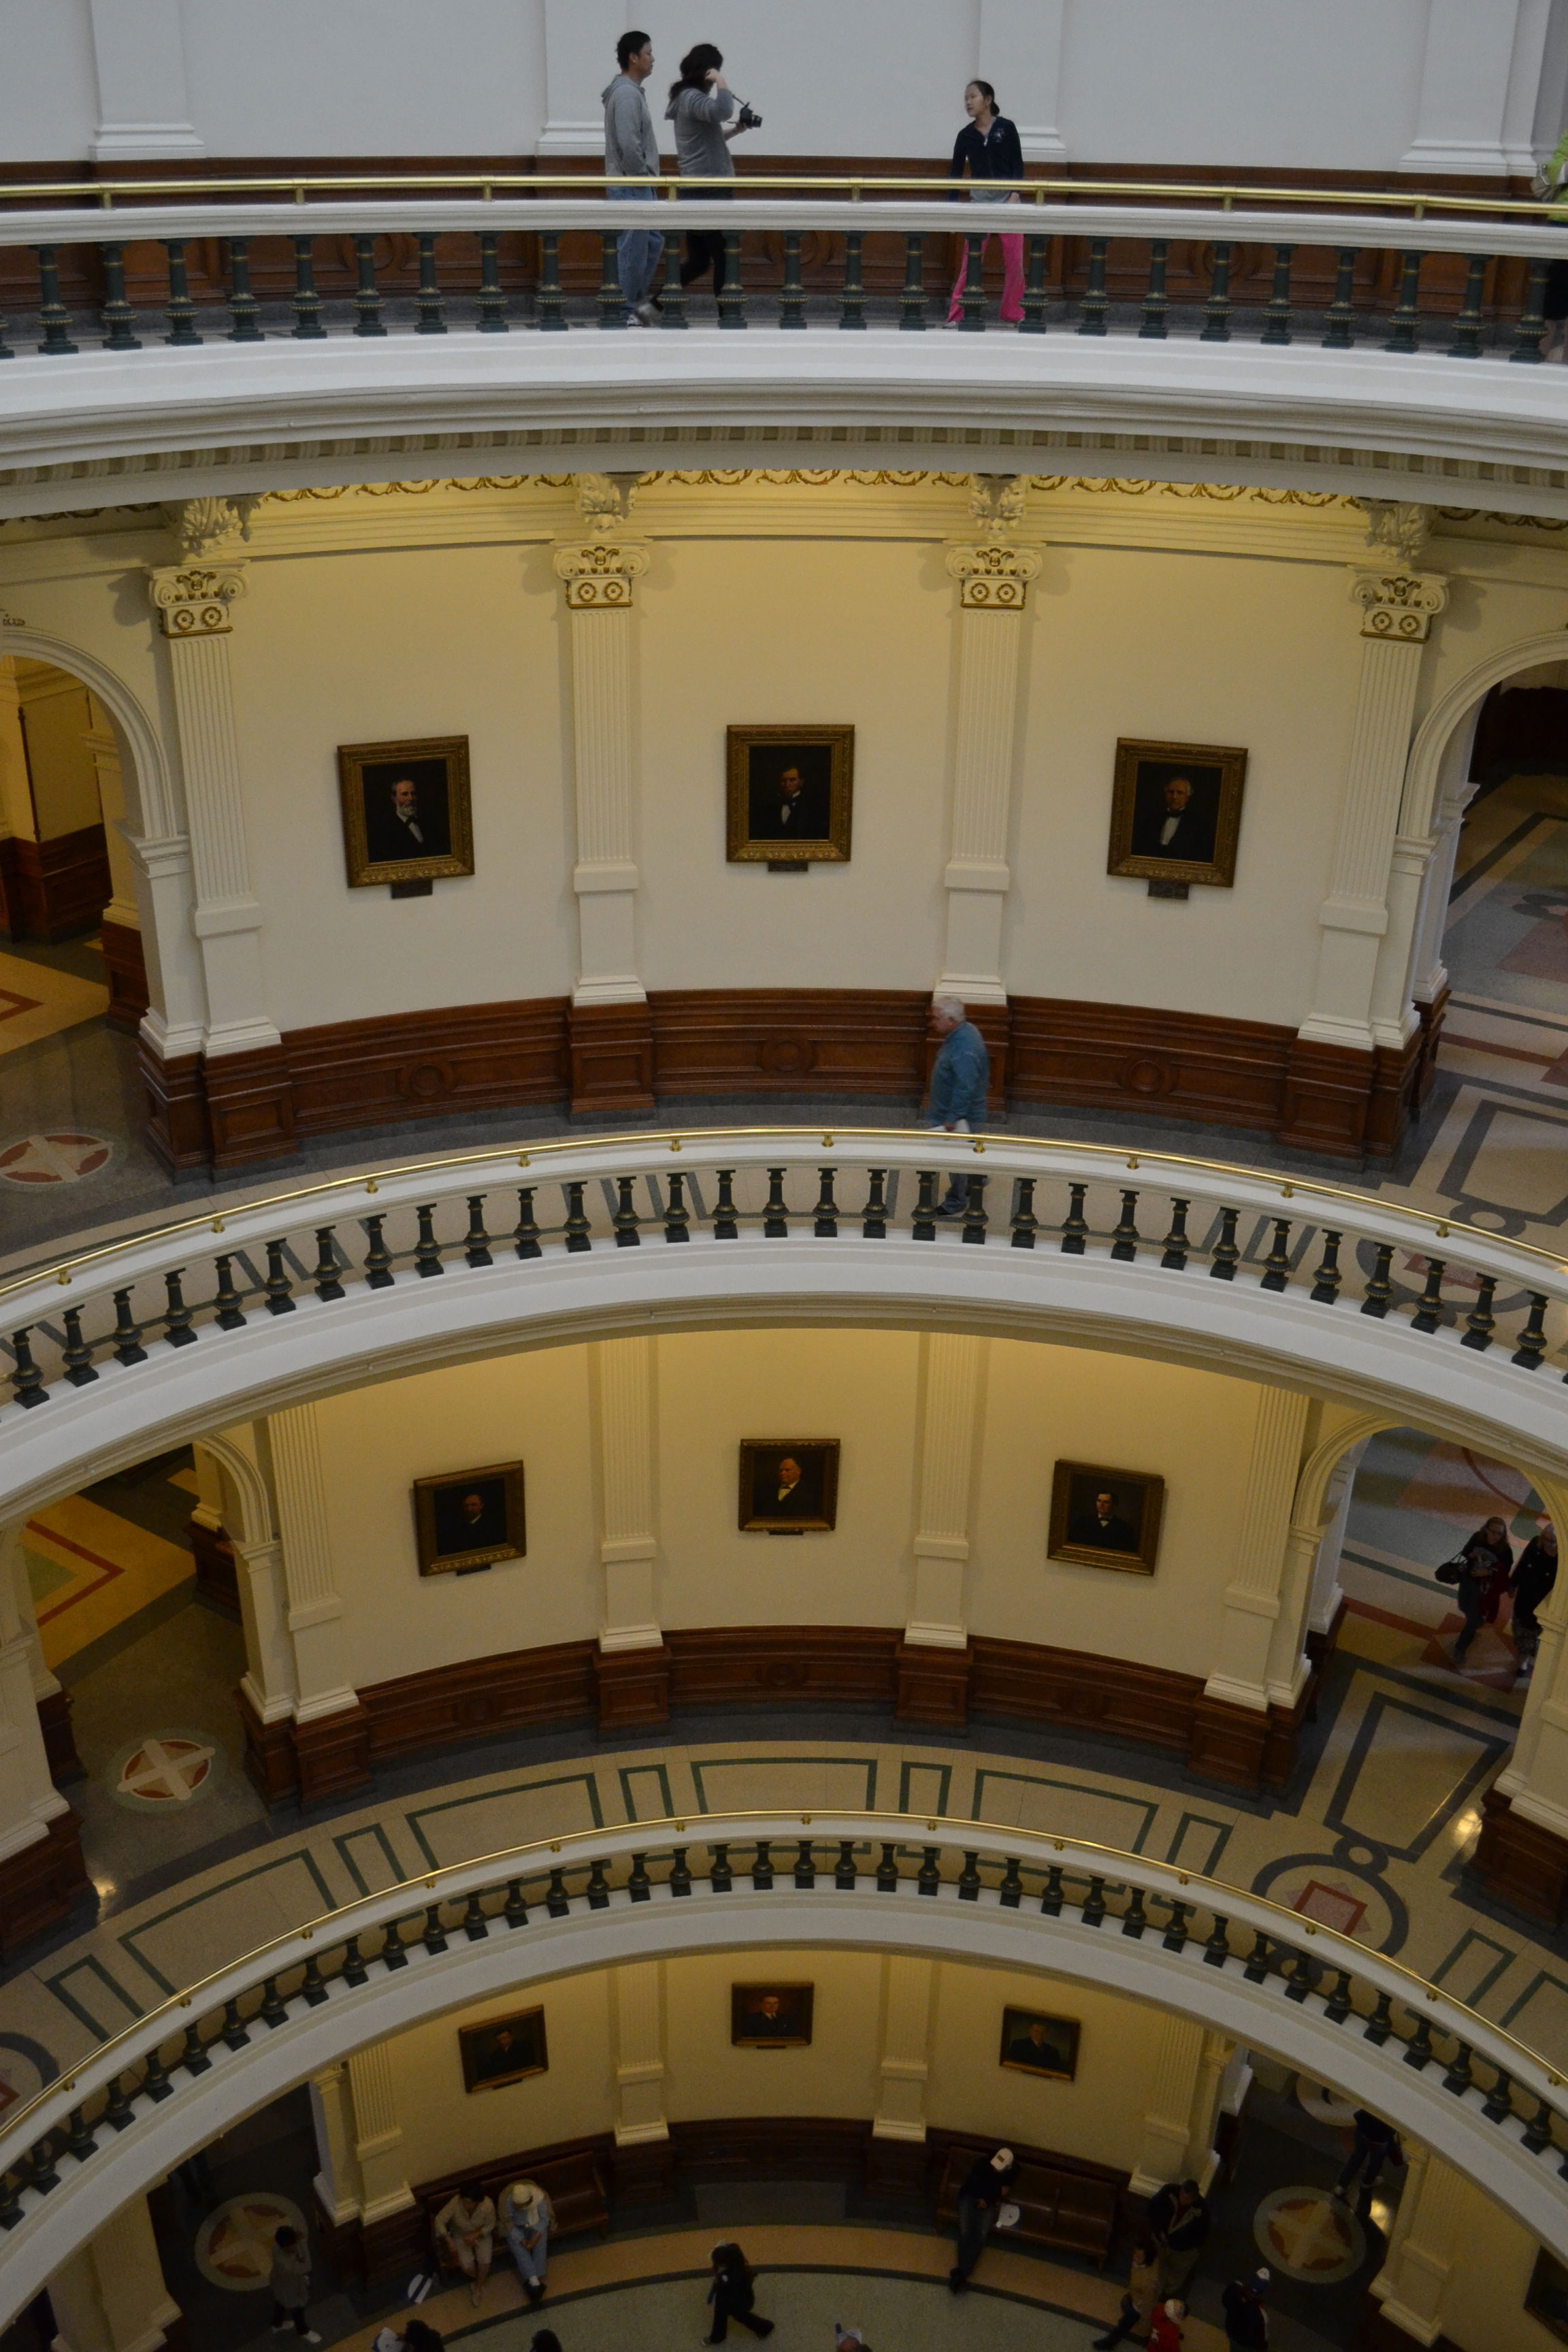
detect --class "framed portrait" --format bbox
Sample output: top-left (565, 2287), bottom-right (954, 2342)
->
top-left (459, 2006), bottom-right (547, 2093)
top-left (1107, 737), bottom-right (1247, 890)
top-left (726, 725), bottom-right (853, 865)
top-left (738, 1439), bottom-right (840, 1533)
top-left (1528, 2249), bottom-right (1568, 2345)
top-left (999, 2004), bottom-right (1079, 2082)
top-left (1047, 1460), bottom-right (1164, 1576)
top-left (732, 1982), bottom-right (814, 2047)
top-left (413, 1460), bottom-right (526, 1576)
top-left (338, 734), bottom-right (474, 888)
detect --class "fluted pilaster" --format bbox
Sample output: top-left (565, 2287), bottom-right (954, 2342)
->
top-left (906, 1333), bottom-right (985, 1650)
top-left (937, 534), bottom-right (1042, 1002)
top-left (1205, 1386), bottom-right (1310, 1712)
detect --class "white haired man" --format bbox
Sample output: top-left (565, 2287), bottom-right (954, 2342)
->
top-left (928, 996), bottom-right (990, 1215)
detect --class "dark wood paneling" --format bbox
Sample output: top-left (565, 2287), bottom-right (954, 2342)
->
top-left (1411, 984), bottom-right (1449, 1113)
top-left (569, 1000), bottom-right (654, 1113)
top-left (2, 826), bottom-right (111, 941)
top-left (236, 1684), bottom-right (299, 1806)
top-left (357, 2200), bottom-right (431, 2289)
top-left (971, 1635), bottom-right (1198, 1753)
top-left (203, 1042), bottom-right (298, 1169)
top-left (894, 1639), bottom-right (973, 1729)
top-left (1010, 994), bottom-right (1294, 1133)
top-left (670, 2115), bottom-right (870, 2182)
top-left (593, 1643), bottom-right (672, 1729)
top-left (283, 996), bottom-right (569, 1137)
top-left (359, 1640), bottom-right (597, 1763)
top-left (650, 987), bottom-right (930, 1099)
top-left (0, 836), bottom-right (22, 937)
top-left (99, 917), bottom-right (148, 1031)
top-left (1356, 2301), bottom-right (1459, 2352)
top-left (188, 1516), bottom-right (240, 1618)
top-left (0, 1811), bottom-right (91, 1959)
top-left (666, 1624), bottom-right (899, 1708)
top-left (36, 1690), bottom-right (83, 1784)
top-left (1186, 1693), bottom-right (1272, 1792)
top-left (293, 1702), bottom-right (373, 1809)
top-left (1277, 1037), bottom-right (1377, 1160)
top-left (137, 1037), bottom-right (211, 1174)
top-left (1471, 1786), bottom-right (1568, 1925)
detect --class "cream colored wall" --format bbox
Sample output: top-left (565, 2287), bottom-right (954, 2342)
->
top-left (1428, 2168), bottom-right (1563, 2352)
top-left (924, 1960), bottom-right (1156, 2172)
top-left (662, 1948), bottom-right (881, 2124)
top-left (17, 674), bottom-right (100, 839)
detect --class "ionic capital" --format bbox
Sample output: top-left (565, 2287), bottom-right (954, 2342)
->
top-left (147, 563), bottom-right (248, 638)
top-left (1351, 570), bottom-right (1448, 644)
top-left (945, 540), bottom-right (1044, 611)
top-left (553, 539), bottom-right (652, 611)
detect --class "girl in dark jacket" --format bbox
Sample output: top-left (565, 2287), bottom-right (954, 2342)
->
top-left (704, 2242), bottom-right (774, 2343)
top-left (1448, 1516), bottom-right (1513, 1663)
top-left (1512, 1520), bottom-right (1558, 1665)
top-left (947, 80), bottom-right (1025, 324)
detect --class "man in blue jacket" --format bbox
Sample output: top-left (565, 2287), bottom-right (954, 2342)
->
top-left (928, 996), bottom-right (990, 1215)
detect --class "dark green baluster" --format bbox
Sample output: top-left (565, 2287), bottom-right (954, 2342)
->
top-left (1360, 1242), bottom-right (1394, 1318)
top-left (1077, 237), bottom-right (1108, 334)
top-left (1448, 255), bottom-right (1486, 357)
top-left (1122, 1888), bottom-right (1148, 1938)
top-left (564, 1181), bottom-right (592, 1252)
top-left (142, 2040), bottom-right (175, 2097)
top-left (1482, 2068), bottom-right (1514, 2122)
top-left (476, 231), bottom-right (508, 331)
top-left (664, 1173), bottom-right (690, 1243)
top-left (1200, 241), bottom-right (1232, 341)
top-left (599, 233), bottom-right (626, 328)
top-left (1523, 2098), bottom-right (1554, 2152)
top-left (225, 236), bottom-right (263, 341)
top-left (1081, 1875), bottom-right (1107, 1926)
top-left (103, 2073), bottom-right (135, 2131)
top-left (835, 1838), bottom-right (858, 1889)
top-left (463, 1891), bottom-right (489, 1938)
top-left (1261, 244), bottom-right (1294, 344)
top-left (61, 1309), bottom-right (97, 1387)
top-left (536, 232), bottom-right (566, 331)
top-left (292, 236), bottom-right (326, 337)
top-left (99, 243), bottom-right (142, 348)
top-left (1409, 1257), bottom-right (1446, 1332)
top-left (1020, 233), bottom-right (1048, 333)
top-left (628, 1853), bottom-right (652, 1901)
top-left (751, 1838), bottom-right (774, 1888)
top-left (29, 2137), bottom-right (61, 2190)
top-left (794, 1837), bottom-right (816, 1887)
top-left (1403, 2014), bottom-right (1436, 2070)
top-left (0, 2172), bottom-right (22, 2226)
top-left (961, 1173), bottom-right (988, 1245)
top-left (900, 234), bottom-right (927, 331)
top-left (1384, 250), bottom-right (1423, 353)
top-left (1310, 1228), bottom-right (1343, 1303)
top-left (1209, 1207), bottom-right (1241, 1280)
top-left (1322, 246), bottom-right (1358, 347)
top-left (713, 1169), bottom-right (738, 1239)
top-left (212, 1256), bottom-right (246, 1329)
top-left (1258, 1218), bottom-right (1292, 1291)
top-left (503, 1878), bottom-right (528, 1927)
top-left (1139, 240), bottom-right (1169, 338)
top-left (585, 1861), bottom-right (610, 1909)
top-left (764, 1168), bottom-right (789, 1236)
top-left (1442, 2040), bottom-right (1474, 2093)
top-left (1010, 1176), bottom-right (1038, 1248)
top-left (710, 1842), bottom-right (733, 1891)
top-left (779, 232), bottom-right (806, 329)
top-left (876, 1842), bottom-right (899, 1891)
top-left (614, 1176), bottom-right (642, 1246)
top-left (314, 1228), bottom-right (346, 1299)
top-left (862, 1168), bottom-right (889, 1238)
top-left (1039, 1865), bottom-right (1064, 1915)
top-left (35, 247), bottom-right (78, 353)
top-left (263, 1241), bottom-right (296, 1314)
top-left (514, 1188), bottom-right (542, 1259)
top-left (1513, 1292), bottom-right (1549, 1369)
top-left (341, 1937), bottom-right (368, 1986)
top-left (222, 1996), bottom-right (252, 2046)
top-left (958, 235), bottom-right (986, 331)
top-left (658, 232), bottom-right (687, 329)
top-left (353, 235), bottom-right (387, 336)
top-left (815, 1166), bottom-right (840, 1236)
top-left (64, 2107), bottom-right (98, 2161)
top-left (1323, 1969), bottom-right (1353, 2023)
top-left (917, 1846), bottom-right (941, 1895)
top-left (840, 233), bottom-right (866, 329)
top-left (1162, 1900), bottom-right (1191, 1953)
top-left (461, 1199), bottom-right (492, 1269)
top-left (958, 1851), bottom-right (982, 1901)
top-left (163, 1268), bottom-right (198, 1345)
top-left (1203, 1912), bottom-right (1230, 1966)
top-left (163, 242), bottom-right (201, 344)
top-left (8, 1330), bottom-right (46, 1407)
top-left (1060, 1181), bottom-right (1088, 1254)
top-left (299, 1954), bottom-right (328, 2007)
top-left (380, 1918), bottom-right (408, 1970)
top-left (912, 1171), bottom-right (938, 1240)
top-left (414, 233), bottom-right (446, 333)
top-left (545, 1868), bottom-right (570, 1916)
top-left (670, 1844), bottom-right (695, 1895)
top-left (998, 1857), bottom-right (1023, 1907)
top-left (1110, 1190), bottom-right (1140, 1262)
top-left (1362, 1989), bottom-right (1394, 2044)
top-left (1512, 258), bottom-right (1550, 361)
top-left (363, 1213), bottom-right (395, 1287)
top-left (1160, 1198), bottom-right (1190, 1270)
top-left (112, 1288), bottom-right (147, 1363)
top-left (1461, 1275), bottom-right (1497, 1352)
top-left (422, 1901), bottom-right (448, 1953)
top-left (718, 232), bottom-right (747, 328)
top-left (1284, 1948), bottom-right (1316, 2002)
top-left (414, 1204), bottom-right (444, 1277)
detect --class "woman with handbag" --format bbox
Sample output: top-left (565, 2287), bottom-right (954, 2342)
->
top-left (1439, 1516), bottom-right (1513, 1664)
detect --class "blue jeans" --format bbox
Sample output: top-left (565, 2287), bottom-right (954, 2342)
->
top-left (507, 2219), bottom-right (548, 2286)
top-left (608, 185), bottom-right (664, 314)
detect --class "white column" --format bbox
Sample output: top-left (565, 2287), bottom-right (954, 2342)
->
top-left (1307, 1443), bottom-right (1364, 1642)
top-left (1369, 2144), bottom-right (1466, 2345)
top-left (212, 1431), bottom-right (297, 1729)
top-left (83, 719), bottom-right (140, 937)
top-left (47, 2191), bottom-right (180, 2352)
top-left (1129, 2014), bottom-right (1207, 2195)
top-left (1400, 0), bottom-right (1544, 176)
top-left (872, 1956), bottom-right (934, 2142)
top-left (125, 830), bottom-right (206, 1056)
top-left (7, 1515), bottom-right (62, 1713)
top-left (555, 485), bottom-right (651, 1008)
top-left (311, 2063), bottom-right (363, 2225)
top-left (977, 0), bottom-right (1068, 161)
top-left (905, 1334), bottom-right (985, 1650)
top-left (1298, 566), bottom-right (1448, 1056)
top-left (1186, 2031), bottom-right (1234, 2191)
top-left (0, 662), bottom-right (34, 847)
top-left (1491, 1470), bottom-right (1568, 1826)
top-left (593, 1337), bottom-right (662, 1651)
top-left (612, 1959), bottom-right (669, 2145)
top-left (538, 0), bottom-right (619, 154)
top-left (348, 2042), bottom-right (415, 2224)
top-left (0, 1523), bottom-right (70, 1865)
top-left (938, 502), bottom-right (1043, 1005)
top-left (146, 555), bottom-right (278, 1060)
top-left (260, 1405), bottom-right (357, 1725)
top-left (1205, 1388), bottom-right (1311, 1715)
top-left (88, 0), bottom-right (203, 163)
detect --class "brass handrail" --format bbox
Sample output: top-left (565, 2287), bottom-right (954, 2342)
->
top-left (2, 1124), bottom-right (1565, 1311)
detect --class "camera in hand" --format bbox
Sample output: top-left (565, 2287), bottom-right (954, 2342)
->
top-left (736, 99), bottom-right (763, 129)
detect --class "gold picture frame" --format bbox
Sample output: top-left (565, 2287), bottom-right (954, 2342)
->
top-left (1107, 736), bottom-right (1247, 889)
top-left (738, 1440), bottom-right (840, 1533)
top-left (1047, 1460), bottom-right (1164, 1576)
top-left (338, 734), bottom-right (474, 888)
top-left (732, 1982), bottom-right (815, 2046)
top-left (459, 2006), bottom-right (548, 2093)
top-left (999, 2004), bottom-right (1080, 2082)
top-left (726, 725), bottom-right (854, 865)
top-left (412, 1460), bottom-right (526, 1576)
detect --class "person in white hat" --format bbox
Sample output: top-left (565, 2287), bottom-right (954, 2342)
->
top-left (949, 2146), bottom-right (1017, 2291)
top-left (500, 2178), bottom-right (555, 2306)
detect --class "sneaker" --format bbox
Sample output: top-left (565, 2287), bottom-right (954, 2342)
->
top-left (934, 1201), bottom-right (965, 1218)
top-left (634, 299), bottom-right (658, 326)
top-left (302, 2337), bottom-right (323, 2347)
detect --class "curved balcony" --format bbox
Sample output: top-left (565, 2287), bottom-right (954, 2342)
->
top-left (1, 178), bottom-right (1567, 518)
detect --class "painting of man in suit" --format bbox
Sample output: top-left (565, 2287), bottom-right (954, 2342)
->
top-left (1128, 767), bottom-right (1220, 864)
top-left (1107, 738), bottom-right (1246, 888)
top-left (732, 1983), bottom-right (814, 2046)
top-left (738, 1441), bottom-right (840, 1532)
top-left (338, 734), bottom-right (474, 886)
top-left (727, 726), bottom-right (853, 864)
top-left (363, 760), bottom-right (454, 864)
top-left (414, 1461), bottom-right (527, 1575)
top-left (1000, 2006), bottom-right (1079, 2081)
top-left (1049, 1462), bottom-right (1163, 1574)
top-left (459, 2008), bottom-right (547, 2092)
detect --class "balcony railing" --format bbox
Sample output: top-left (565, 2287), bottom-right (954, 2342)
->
top-left (1, 1809), bottom-right (1567, 2328)
top-left (0, 173), bottom-right (1565, 355)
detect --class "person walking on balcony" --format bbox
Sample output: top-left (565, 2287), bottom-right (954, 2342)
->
top-left (927, 996), bottom-right (990, 1217)
top-left (1331, 2108), bottom-right (1401, 2206)
top-left (1533, 127), bottom-right (1568, 360)
top-left (1093, 2236), bottom-right (1160, 2349)
top-left (1442, 1514), bottom-right (1513, 1665)
top-left (604, 30), bottom-right (665, 325)
top-left (704, 2242), bottom-right (775, 2341)
top-left (1512, 1519), bottom-right (1557, 1671)
top-left (1147, 2178), bottom-right (1209, 2304)
top-left (666, 43), bottom-right (755, 306)
top-left (947, 80), bottom-right (1025, 325)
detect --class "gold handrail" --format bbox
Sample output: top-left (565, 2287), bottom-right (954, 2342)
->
top-left (3, 1124), bottom-right (1565, 1310)
top-left (0, 169), bottom-right (1561, 223)
top-left (3, 1807), bottom-right (1560, 2159)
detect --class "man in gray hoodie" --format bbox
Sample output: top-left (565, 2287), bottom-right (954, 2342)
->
top-left (603, 31), bottom-right (664, 324)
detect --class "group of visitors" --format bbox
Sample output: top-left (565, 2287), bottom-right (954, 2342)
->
top-left (602, 30), bottom-right (1028, 325)
top-left (433, 2178), bottom-right (553, 2307)
top-left (1439, 1512), bottom-right (1556, 1672)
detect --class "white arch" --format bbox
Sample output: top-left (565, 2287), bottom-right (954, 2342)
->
top-left (0, 623), bottom-right (180, 843)
top-left (1401, 626), bottom-right (1568, 843)
top-left (1294, 1407), bottom-right (1403, 1533)
top-left (195, 1427), bottom-right (273, 1550)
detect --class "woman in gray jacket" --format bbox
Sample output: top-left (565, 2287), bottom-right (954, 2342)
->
top-left (665, 44), bottom-right (754, 303)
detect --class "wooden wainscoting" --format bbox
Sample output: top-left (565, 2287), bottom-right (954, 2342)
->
top-left (99, 918), bottom-right (149, 1031)
top-left (1470, 1786), bottom-right (1568, 1925)
top-left (1009, 994), bottom-right (1296, 1135)
top-left (645, 988), bottom-right (930, 1105)
top-left (286, 996), bottom-right (571, 1138)
top-left (0, 1811), bottom-right (91, 1959)
top-left (0, 826), bottom-right (112, 943)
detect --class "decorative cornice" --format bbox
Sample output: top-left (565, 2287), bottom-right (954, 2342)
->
top-left (146, 563), bottom-right (248, 636)
top-left (945, 540), bottom-right (1045, 610)
top-left (1352, 570), bottom-right (1448, 642)
top-left (552, 539), bottom-right (651, 610)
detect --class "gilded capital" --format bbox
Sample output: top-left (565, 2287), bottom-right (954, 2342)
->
top-left (148, 563), bottom-right (248, 638)
top-left (553, 539), bottom-right (652, 611)
top-left (1352, 570), bottom-right (1448, 644)
top-left (945, 541), bottom-right (1044, 611)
